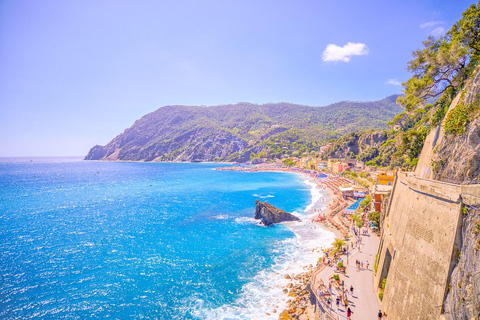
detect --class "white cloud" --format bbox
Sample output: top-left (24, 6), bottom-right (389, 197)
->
top-left (322, 42), bottom-right (368, 62)
top-left (420, 21), bottom-right (442, 28)
top-left (386, 78), bottom-right (402, 86)
top-left (431, 27), bottom-right (445, 37)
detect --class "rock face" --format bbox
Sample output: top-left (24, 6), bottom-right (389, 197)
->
top-left (442, 206), bottom-right (480, 320)
top-left (416, 66), bottom-right (480, 184)
top-left (254, 200), bottom-right (301, 226)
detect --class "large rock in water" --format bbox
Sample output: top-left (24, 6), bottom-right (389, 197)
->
top-left (254, 200), bottom-right (301, 226)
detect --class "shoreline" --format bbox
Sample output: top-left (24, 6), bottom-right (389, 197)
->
top-left (237, 167), bottom-right (347, 319)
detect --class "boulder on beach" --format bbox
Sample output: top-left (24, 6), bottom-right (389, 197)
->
top-left (254, 200), bottom-right (301, 226)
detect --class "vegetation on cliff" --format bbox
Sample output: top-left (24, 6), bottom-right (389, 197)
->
top-left (85, 97), bottom-right (401, 162)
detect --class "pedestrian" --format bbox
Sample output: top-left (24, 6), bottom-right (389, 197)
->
top-left (336, 296), bottom-right (340, 309)
top-left (366, 261), bottom-right (369, 270)
top-left (378, 309), bottom-right (383, 319)
top-left (328, 283), bottom-right (332, 293)
top-left (361, 261), bottom-right (364, 269)
top-left (347, 307), bottom-right (353, 319)
top-left (344, 298), bottom-right (348, 311)
top-left (350, 285), bottom-right (354, 296)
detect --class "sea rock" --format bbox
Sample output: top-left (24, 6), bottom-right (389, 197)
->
top-left (254, 200), bottom-right (301, 226)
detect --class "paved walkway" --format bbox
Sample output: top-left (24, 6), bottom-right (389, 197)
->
top-left (313, 230), bottom-right (381, 320)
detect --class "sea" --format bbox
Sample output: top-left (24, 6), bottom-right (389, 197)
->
top-left (0, 157), bottom-right (334, 319)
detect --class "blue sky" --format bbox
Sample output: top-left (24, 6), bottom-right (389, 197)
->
top-left (0, 0), bottom-right (476, 156)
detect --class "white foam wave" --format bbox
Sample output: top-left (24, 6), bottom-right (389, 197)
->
top-left (211, 214), bottom-right (231, 220)
top-left (193, 226), bottom-right (335, 320)
top-left (234, 217), bottom-right (259, 225)
top-left (302, 178), bottom-right (322, 214)
top-left (253, 194), bottom-right (275, 199)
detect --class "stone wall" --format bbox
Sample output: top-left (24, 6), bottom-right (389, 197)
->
top-left (374, 172), bottom-right (464, 319)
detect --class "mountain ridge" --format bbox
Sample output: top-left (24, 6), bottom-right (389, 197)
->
top-left (85, 95), bottom-right (402, 162)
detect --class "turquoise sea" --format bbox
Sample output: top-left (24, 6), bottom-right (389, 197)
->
top-left (0, 158), bottom-right (333, 319)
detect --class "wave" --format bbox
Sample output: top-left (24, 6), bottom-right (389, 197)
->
top-left (234, 217), bottom-right (260, 225)
top-left (253, 194), bottom-right (275, 199)
top-left (192, 227), bottom-right (334, 319)
top-left (302, 178), bottom-right (322, 215)
top-left (210, 214), bottom-right (231, 220)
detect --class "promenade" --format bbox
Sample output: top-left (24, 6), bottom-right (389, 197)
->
top-left (311, 229), bottom-right (381, 320)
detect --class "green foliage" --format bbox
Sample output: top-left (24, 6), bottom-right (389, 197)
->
top-left (351, 213), bottom-right (364, 229)
top-left (333, 274), bottom-right (340, 281)
top-left (381, 278), bottom-right (387, 290)
top-left (360, 195), bottom-right (371, 208)
top-left (343, 171), bottom-right (358, 177)
top-left (444, 103), bottom-right (468, 135)
top-left (332, 238), bottom-right (346, 252)
top-left (449, 1), bottom-right (480, 54)
top-left (379, 292), bottom-right (384, 301)
top-left (368, 211), bottom-right (380, 227)
top-left (397, 37), bottom-right (469, 111)
top-left (337, 261), bottom-right (344, 268)
top-left (374, 254), bottom-right (379, 273)
top-left (282, 158), bottom-right (295, 167)
top-left (366, 160), bottom-right (377, 166)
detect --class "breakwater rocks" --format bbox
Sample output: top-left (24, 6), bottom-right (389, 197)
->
top-left (278, 267), bottom-right (316, 320)
top-left (254, 200), bottom-right (301, 226)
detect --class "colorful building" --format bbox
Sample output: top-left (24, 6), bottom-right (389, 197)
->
top-left (377, 169), bottom-right (395, 186)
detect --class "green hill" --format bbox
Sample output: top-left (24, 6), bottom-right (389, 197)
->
top-left (85, 95), bottom-right (402, 162)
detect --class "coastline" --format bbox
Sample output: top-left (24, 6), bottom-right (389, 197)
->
top-left (245, 167), bottom-right (346, 319)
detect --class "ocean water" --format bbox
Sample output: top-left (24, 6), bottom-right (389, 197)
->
top-left (0, 158), bottom-right (334, 319)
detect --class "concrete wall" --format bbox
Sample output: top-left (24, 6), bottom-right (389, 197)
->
top-left (374, 172), bottom-right (464, 319)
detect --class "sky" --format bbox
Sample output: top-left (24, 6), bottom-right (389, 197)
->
top-left (0, 0), bottom-right (476, 157)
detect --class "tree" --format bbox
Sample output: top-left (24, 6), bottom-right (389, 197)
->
top-left (332, 238), bottom-right (346, 252)
top-left (368, 211), bottom-right (380, 227)
top-left (449, 1), bottom-right (480, 54)
top-left (360, 195), bottom-right (372, 209)
top-left (352, 213), bottom-right (364, 229)
top-left (397, 37), bottom-right (468, 111)
top-left (398, 2), bottom-right (480, 111)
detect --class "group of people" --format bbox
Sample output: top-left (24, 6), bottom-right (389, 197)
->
top-left (355, 259), bottom-right (369, 271)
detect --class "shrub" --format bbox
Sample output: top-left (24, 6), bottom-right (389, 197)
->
top-left (381, 278), bottom-right (387, 290)
top-left (368, 211), bottom-right (380, 227)
top-left (333, 274), bottom-right (340, 281)
top-left (379, 292), bottom-right (384, 301)
top-left (366, 160), bottom-right (377, 166)
top-left (444, 103), bottom-right (468, 135)
top-left (337, 261), bottom-right (344, 268)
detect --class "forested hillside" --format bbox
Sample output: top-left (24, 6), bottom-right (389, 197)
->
top-left (85, 96), bottom-right (401, 162)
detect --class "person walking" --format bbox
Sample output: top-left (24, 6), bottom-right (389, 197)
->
top-left (336, 296), bottom-right (340, 309)
top-left (378, 309), bottom-right (383, 319)
top-left (350, 285), bottom-right (354, 296)
top-left (347, 307), bottom-right (353, 319)
top-left (366, 261), bottom-right (369, 270)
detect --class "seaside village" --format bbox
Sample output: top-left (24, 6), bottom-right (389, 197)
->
top-left (221, 146), bottom-right (395, 320)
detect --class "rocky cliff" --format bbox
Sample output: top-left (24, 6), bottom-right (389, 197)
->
top-left (321, 130), bottom-right (391, 162)
top-left (416, 68), bottom-right (480, 184)
top-left (442, 206), bottom-right (480, 320)
top-left (85, 97), bottom-right (402, 162)
top-left (254, 200), bottom-right (301, 226)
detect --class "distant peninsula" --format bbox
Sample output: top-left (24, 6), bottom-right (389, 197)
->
top-left (85, 96), bottom-right (402, 162)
